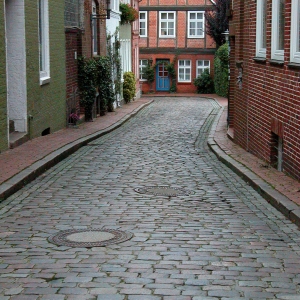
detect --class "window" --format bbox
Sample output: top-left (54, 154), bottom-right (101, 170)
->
top-left (111, 0), bottom-right (119, 11)
top-left (139, 12), bottom-right (147, 37)
top-left (271, 0), bottom-right (285, 61)
top-left (178, 60), bottom-right (191, 82)
top-left (139, 59), bottom-right (148, 80)
top-left (290, 0), bottom-right (300, 63)
top-left (188, 12), bottom-right (204, 38)
top-left (159, 12), bottom-right (175, 37)
top-left (39, 0), bottom-right (50, 85)
top-left (256, 0), bottom-right (267, 58)
top-left (196, 60), bottom-right (210, 77)
top-left (92, 0), bottom-right (98, 56)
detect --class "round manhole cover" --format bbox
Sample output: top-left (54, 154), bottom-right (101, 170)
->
top-left (48, 229), bottom-right (133, 248)
top-left (134, 186), bottom-right (194, 196)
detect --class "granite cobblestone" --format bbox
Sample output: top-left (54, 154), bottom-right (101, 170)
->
top-left (0, 98), bottom-right (300, 298)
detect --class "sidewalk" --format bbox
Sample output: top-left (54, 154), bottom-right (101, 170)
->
top-left (1, 94), bottom-right (300, 225)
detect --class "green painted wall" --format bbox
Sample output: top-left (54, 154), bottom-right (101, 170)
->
top-left (25, 0), bottom-right (66, 138)
top-left (0, 1), bottom-right (7, 152)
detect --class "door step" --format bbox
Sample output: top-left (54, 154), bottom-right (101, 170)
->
top-left (9, 132), bottom-right (29, 149)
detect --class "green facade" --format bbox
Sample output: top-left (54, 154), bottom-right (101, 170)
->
top-left (0, 0), bottom-right (66, 153)
top-left (25, 0), bottom-right (66, 138)
top-left (0, 1), bottom-right (7, 152)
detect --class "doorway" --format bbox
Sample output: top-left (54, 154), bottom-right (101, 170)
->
top-left (156, 60), bottom-right (170, 91)
top-left (5, 0), bottom-right (27, 143)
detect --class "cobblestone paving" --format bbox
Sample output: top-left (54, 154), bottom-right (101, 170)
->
top-left (1, 98), bottom-right (300, 300)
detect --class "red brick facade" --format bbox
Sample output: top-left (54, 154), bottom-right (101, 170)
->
top-left (229, 0), bottom-right (300, 180)
top-left (139, 0), bottom-right (216, 93)
top-left (65, 0), bottom-right (108, 119)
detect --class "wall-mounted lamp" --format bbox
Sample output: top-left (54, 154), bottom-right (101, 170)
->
top-left (90, 0), bottom-right (111, 23)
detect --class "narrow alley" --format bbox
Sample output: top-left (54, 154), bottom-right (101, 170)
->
top-left (1, 98), bottom-right (300, 300)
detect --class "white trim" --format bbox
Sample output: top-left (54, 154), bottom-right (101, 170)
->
top-left (159, 11), bottom-right (175, 38)
top-left (188, 11), bottom-right (204, 39)
top-left (271, 0), bottom-right (284, 61)
top-left (139, 11), bottom-right (147, 37)
top-left (178, 59), bottom-right (191, 82)
top-left (290, 0), bottom-right (300, 63)
top-left (256, 0), bottom-right (266, 58)
top-left (39, 0), bottom-right (50, 85)
top-left (92, 0), bottom-right (98, 56)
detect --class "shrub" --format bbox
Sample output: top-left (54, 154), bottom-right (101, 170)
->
top-left (193, 69), bottom-right (214, 94)
top-left (214, 43), bottom-right (229, 97)
top-left (94, 57), bottom-right (115, 113)
top-left (123, 72), bottom-right (136, 103)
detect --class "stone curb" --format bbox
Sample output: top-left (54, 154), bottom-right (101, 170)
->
top-left (207, 102), bottom-right (300, 227)
top-left (0, 100), bottom-right (154, 202)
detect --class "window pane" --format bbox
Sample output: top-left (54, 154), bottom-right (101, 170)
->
top-left (278, 0), bottom-right (285, 50)
top-left (161, 13), bottom-right (167, 19)
top-left (298, 3), bottom-right (300, 51)
top-left (262, 0), bottom-right (267, 48)
top-left (190, 13), bottom-right (195, 19)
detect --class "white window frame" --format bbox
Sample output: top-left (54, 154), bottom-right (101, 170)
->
top-left (139, 59), bottom-right (148, 81)
top-left (256, 0), bottom-right (267, 58)
top-left (188, 11), bottom-right (204, 38)
top-left (196, 60), bottom-right (210, 77)
top-left (271, 0), bottom-right (285, 61)
top-left (159, 11), bottom-right (175, 38)
top-left (139, 12), bottom-right (147, 37)
top-left (290, 0), bottom-right (300, 63)
top-left (111, 0), bottom-right (119, 12)
top-left (178, 59), bottom-right (191, 82)
top-left (92, 0), bottom-right (98, 56)
top-left (39, 0), bottom-right (50, 85)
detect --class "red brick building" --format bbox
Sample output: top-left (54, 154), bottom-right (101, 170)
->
top-left (65, 0), bottom-right (108, 121)
top-left (228, 0), bottom-right (300, 180)
top-left (139, 0), bottom-right (216, 94)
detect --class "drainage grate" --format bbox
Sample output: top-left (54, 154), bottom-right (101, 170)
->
top-left (134, 186), bottom-right (194, 197)
top-left (48, 229), bottom-right (133, 248)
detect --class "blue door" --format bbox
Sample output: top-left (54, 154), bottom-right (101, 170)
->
top-left (156, 61), bottom-right (170, 91)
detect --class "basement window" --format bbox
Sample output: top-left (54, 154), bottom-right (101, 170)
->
top-left (270, 132), bottom-right (283, 172)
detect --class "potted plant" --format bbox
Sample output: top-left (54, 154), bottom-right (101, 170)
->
top-left (120, 3), bottom-right (138, 25)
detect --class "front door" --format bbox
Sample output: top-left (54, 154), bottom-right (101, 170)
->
top-left (156, 60), bottom-right (170, 91)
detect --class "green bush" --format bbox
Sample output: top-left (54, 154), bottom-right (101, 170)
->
top-left (123, 72), bottom-right (136, 103)
top-left (94, 57), bottom-right (115, 113)
top-left (78, 57), bottom-right (97, 121)
top-left (193, 69), bottom-right (214, 94)
top-left (214, 43), bottom-right (229, 97)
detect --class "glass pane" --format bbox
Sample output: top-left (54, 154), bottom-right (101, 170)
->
top-left (197, 13), bottom-right (203, 19)
top-left (161, 13), bottom-right (167, 19)
top-left (169, 22), bottom-right (174, 29)
top-left (168, 28), bottom-right (174, 35)
top-left (168, 13), bottom-right (174, 19)
top-left (161, 22), bottom-right (167, 29)
top-left (197, 60), bottom-right (203, 66)
top-left (278, 0), bottom-right (285, 50)
top-left (186, 61), bottom-right (190, 66)
top-left (190, 29), bottom-right (195, 36)
top-left (190, 13), bottom-right (195, 19)
top-left (262, 0), bottom-right (267, 48)
top-left (298, 2), bottom-right (300, 51)
top-left (190, 22), bottom-right (195, 29)
top-left (204, 61), bottom-right (209, 66)
top-left (179, 60), bottom-right (184, 66)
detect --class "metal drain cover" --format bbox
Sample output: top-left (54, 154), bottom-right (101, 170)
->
top-left (134, 186), bottom-right (193, 196)
top-left (48, 229), bottom-right (133, 248)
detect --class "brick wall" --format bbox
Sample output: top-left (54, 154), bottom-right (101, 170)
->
top-left (0, 0), bottom-right (7, 152)
top-left (229, 0), bottom-right (300, 180)
top-left (139, 0), bottom-right (216, 93)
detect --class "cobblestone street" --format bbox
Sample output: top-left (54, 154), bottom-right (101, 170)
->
top-left (1, 98), bottom-right (300, 300)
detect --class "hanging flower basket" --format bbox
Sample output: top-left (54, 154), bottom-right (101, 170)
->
top-left (120, 3), bottom-right (138, 25)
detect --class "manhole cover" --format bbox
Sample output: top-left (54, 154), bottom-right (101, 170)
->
top-left (134, 186), bottom-right (194, 196)
top-left (48, 229), bottom-right (133, 248)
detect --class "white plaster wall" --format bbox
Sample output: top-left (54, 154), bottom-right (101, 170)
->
top-left (5, 0), bottom-right (27, 132)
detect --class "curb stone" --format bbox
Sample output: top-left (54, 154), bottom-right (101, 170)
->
top-left (0, 100), bottom-right (154, 202)
top-left (208, 100), bottom-right (300, 227)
